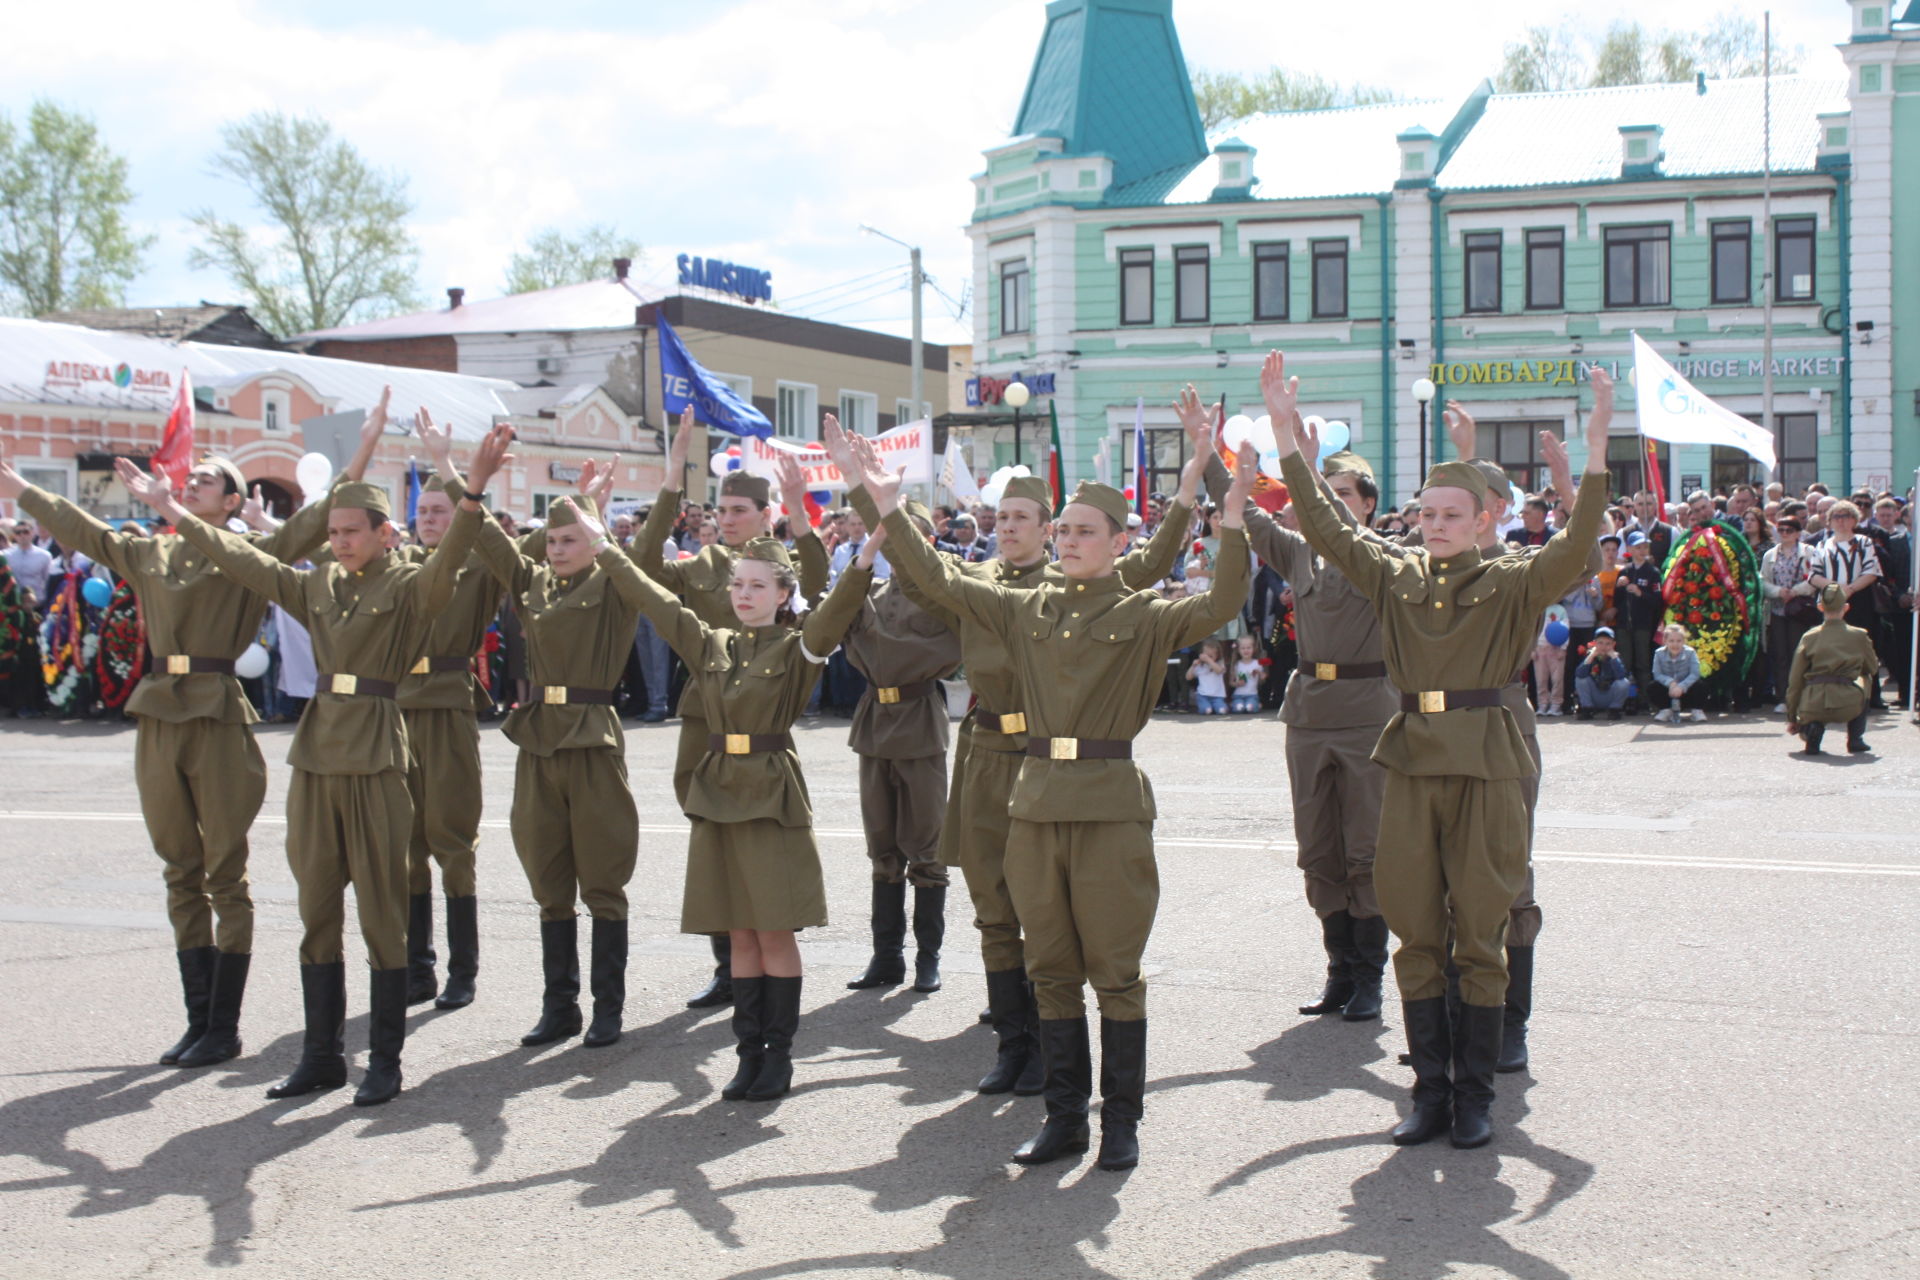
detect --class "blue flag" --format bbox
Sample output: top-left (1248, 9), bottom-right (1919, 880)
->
top-left (406, 459), bottom-right (421, 525)
top-left (656, 313), bottom-right (773, 438)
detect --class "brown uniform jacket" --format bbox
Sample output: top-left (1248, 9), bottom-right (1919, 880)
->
top-left (1281, 449), bottom-right (1607, 781)
top-left (842, 573), bottom-right (963, 759)
top-left (633, 486), bottom-right (828, 626)
top-left (879, 504), bottom-right (1250, 823)
top-left (394, 539), bottom-right (502, 713)
top-left (173, 506), bottom-right (480, 774)
top-left (629, 559), bottom-right (873, 827)
top-left (1786, 618), bottom-right (1878, 724)
top-left (19, 486), bottom-right (332, 725)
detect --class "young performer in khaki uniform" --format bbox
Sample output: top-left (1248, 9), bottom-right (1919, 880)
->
top-left (0, 408), bottom-right (386, 1068)
top-left (127, 424), bottom-right (508, 1106)
top-left (1268, 351), bottom-right (1612, 1149)
top-left (838, 499), bottom-right (964, 994)
top-left (1787, 582), bottom-right (1880, 755)
top-left (837, 431), bottom-right (1196, 1099)
top-left (635, 414), bottom-right (828, 1009)
top-left (843, 421), bottom-right (1257, 1173)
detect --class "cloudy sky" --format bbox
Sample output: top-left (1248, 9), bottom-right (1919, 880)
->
top-left (1, 0), bottom-right (1848, 346)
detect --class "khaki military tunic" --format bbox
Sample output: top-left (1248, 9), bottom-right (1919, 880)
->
top-left (851, 487), bottom-right (1192, 976)
top-left (174, 505), bottom-right (480, 969)
top-left (620, 559), bottom-right (872, 932)
top-left (471, 516), bottom-right (645, 922)
top-left (1206, 458), bottom-right (1394, 921)
top-left (1280, 449), bottom-right (1606, 1009)
top-left (20, 485), bottom-right (332, 954)
top-left (842, 572), bottom-right (963, 888)
top-left (1787, 619), bottom-right (1878, 725)
top-left (878, 503), bottom-right (1249, 1022)
top-left (633, 487), bottom-right (830, 809)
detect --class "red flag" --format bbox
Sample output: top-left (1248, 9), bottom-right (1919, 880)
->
top-left (1643, 436), bottom-right (1666, 514)
top-left (152, 367), bottom-right (195, 491)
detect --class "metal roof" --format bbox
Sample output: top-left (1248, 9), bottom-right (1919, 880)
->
top-left (294, 276), bottom-right (662, 343)
top-left (1162, 100), bottom-right (1448, 205)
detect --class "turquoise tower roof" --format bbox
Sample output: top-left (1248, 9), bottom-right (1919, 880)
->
top-left (1012, 0), bottom-right (1209, 204)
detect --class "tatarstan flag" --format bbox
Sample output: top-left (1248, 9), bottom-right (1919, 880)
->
top-left (1047, 399), bottom-right (1065, 516)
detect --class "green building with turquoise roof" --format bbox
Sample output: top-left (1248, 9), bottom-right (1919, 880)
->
top-left (965, 0), bottom-right (1920, 503)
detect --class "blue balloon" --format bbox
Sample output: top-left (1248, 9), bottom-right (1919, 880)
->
top-left (1320, 420), bottom-right (1351, 454)
top-left (82, 577), bottom-right (113, 609)
top-left (1543, 620), bottom-right (1570, 647)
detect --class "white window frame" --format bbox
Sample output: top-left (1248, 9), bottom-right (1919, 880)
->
top-left (776, 381), bottom-right (819, 441)
top-left (711, 371), bottom-right (752, 401)
top-left (262, 389), bottom-right (289, 432)
top-left (838, 390), bottom-right (878, 434)
top-left (19, 459), bottom-right (75, 501)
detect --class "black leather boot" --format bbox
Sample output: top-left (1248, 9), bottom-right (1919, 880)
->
top-left (977, 967), bottom-right (1034, 1094)
top-left (160, 945), bottom-right (218, 1065)
top-left (583, 917), bottom-right (628, 1048)
top-left (911, 884), bottom-right (945, 992)
top-left (1299, 910), bottom-right (1356, 1015)
top-left (266, 961), bottom-right (348, 1099)
top-left (354, 968), bottom-right (408, 1106)
top-left (1343, 915), bottom-right (1389, 1022)
top-left (521, 917), bottom-right (582, 1046)
top-left (178, 951), bottom-right (250, 1067)
top-left (1013, 979), bottom-right (1045, 1095)
top-left (406, 893), bottom-right (438, 1005)
top-left (1390, 997), bottom-right (1452, 1145)
top-left (687, 934), bottom-right (734, 1008)
top-left (746, 975), bottom-right (802, 1101)
top-left (1803, 722), bottom-right (1825, 755)
top-left (1497, 945), bottom-right (1533, 1073)
top-left (722, 976), bottom-right (765, 1100)
top-left (1451, 1002), bottom-right (1503, 1148)
top-left (1096, 1018), bottom-right (1146, 1171)
top-left (847, 881), bottom-right (907, 989)
top-left (1013, 1017), bottom-right (1092, 1165)
top-left (434, 895), bottom-right (478, 1010)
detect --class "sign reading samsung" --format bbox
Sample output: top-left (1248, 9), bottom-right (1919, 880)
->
top-left (677, 254), bottom-right (773, 304)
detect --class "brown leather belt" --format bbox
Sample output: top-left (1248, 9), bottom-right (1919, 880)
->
top-left (972, 707), bottom-right (1028, 736)
top-left (410, 655), bottom-right (472, 675)
top-left (321, 674), bottom-right (398, 698)
top-left (1303, 660), bottom-right (1387, 681)
top-left (872, 680), bottom-right (938, 705)
top-left (1400, 688), bottom-right (1505, 713)
top-left (540, 686), bottom-right (616, 705)
top-left (1025, 737), bottom-right (1132, 761)
top-left (1806, 675), bottom-right (1860, 687)
top-left (162, 655), bottom-right (236, 676)
top-left (709, 733), bottom-right (795, 755)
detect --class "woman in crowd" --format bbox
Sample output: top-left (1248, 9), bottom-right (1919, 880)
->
top-left (1761, 516), bottom-right (1820, 715)
top-left (1738, 509), bottom-right (1776, 709)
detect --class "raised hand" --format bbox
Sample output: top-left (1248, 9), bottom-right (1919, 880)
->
top-left (1221, 438), bottom-right (1259, 528)
top-left (1585, 366), bottom-right (1614, 461)
top-left (1173, 384), bottom-right (1212, 446)
top-left (1538, 430), bottom-right (1570, 495)
top-left (846, 430), bottom-right (903, 512)
top-left (115, 457), bottom-right (172, 509)
top-left (577, 454), bottom-right (617, 512)
top-left (856, 518), bottom-right (889, 567)
top-left (0, 443), bottom-right (25, 500)
top-left (414, 407), bottom-right (455, 467)
top-left (820, 415), bottom-right (859, 478)
top-left (774, 449), bottom-right (809, 523)
top-left (363, 385), bottom-right (392, 444)
top-left (667, 405), bottom-right (696, 482)
top-left (1258, 350), bottom-right (1299, 430)
top-left (467, 423), bottom-right (516, 493)
top-left (1295, 412), bottom-right (1321, 470)
top-left (1443, 401), bottom-right (1477, 460)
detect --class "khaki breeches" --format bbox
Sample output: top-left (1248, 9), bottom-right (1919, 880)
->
top-left (1509, 733), bottom-right (1543, 946)
top-left (1004, 818), bottom-right (1158, 1022)
top-left (947, 742), bottom-right (1025, 972)
top-left (1285, 723), bottom-right (1385, 920)
top-left (510, 748), bottom-right (638, 922)
top-left (1376, 771), bottom-right (1530, 1007)
top-left (134, 716), bottom-right (266, 954)
top-left (286, 768), bottom-right (412, 969)
top-left (403, 707), bottom-right (481, 897)
top-left (857, 752), bottom-right (949, 888)
top-left (680, 817), bottom-right (827, 933)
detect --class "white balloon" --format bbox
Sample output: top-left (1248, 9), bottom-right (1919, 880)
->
top-left (1007, 465), bottom-right (1031, 478)
top-left (1222, 415), bottom-right (1256, 451)
top-left (234, 643), bottom-right (270, 680)
top-left (1302, 415), bottom-right (1326, 437)
top-left (709, 451), bottom-right (734, 477)
top-left (1250, 417), bottom-right (1278, 455)
top-left (294, 452), bottom-right (332, 506)
top-left (1320, 420), bottom-right (1352, 454)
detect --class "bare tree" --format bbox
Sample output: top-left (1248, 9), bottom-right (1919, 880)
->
top-left (1591, 22), bottom-right (1697, 88)
top-left (0, 100), bottom-right (150, 316)
top-left (1495, 25), bottom-right (1588, 93)
top-left (189, 112), bottom-right (419, 337)
top-left (1190, 68), bottom-right (1400, 131)
top-left (503, 225), bottom-right (643, 294)
top-left (1693, 11), bottom-right (1803, 79)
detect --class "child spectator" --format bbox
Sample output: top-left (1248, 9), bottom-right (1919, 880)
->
top-left (1533, 612), bottom-right (1568, 716)
top-left (1229, 635), bottom-right (1265, 713)
top-left (1186, 638), bottom-right (1229, 714)
top-left (1616, 531), bottom-right (1663, 710)
top-left (1558, 574), bottom-right (1602, 712)
top-left (1652, 623), bottom-right (1706, 722)
top-left (1574, 626), bottom-right (1630, 721)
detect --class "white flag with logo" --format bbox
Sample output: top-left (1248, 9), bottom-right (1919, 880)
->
top-left (941, 436), bottom-right (980, 503)
top-left (1630, 332), bottom-right (1777, 472)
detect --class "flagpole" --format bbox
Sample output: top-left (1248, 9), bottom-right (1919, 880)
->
top-left (1762, 9), bottom-right (1777, 486)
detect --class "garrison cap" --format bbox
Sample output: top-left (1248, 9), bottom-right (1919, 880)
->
top-left (738, 536), bottom-right (793, 568)
top-left (1419, 461), bottom-right (1490, 511)
top-left (334, 480), bottom-right (391, 519)
top-left (1820, 582), bottom-right (1848, 610)
top-left (1064, 481), bottom-right (1129, 529)
top-left (720, 470), bottom-right (771, 504)
top-left (1001, 476), bottom-right (1054, 511)
top-left (195, 456), bottom-right (248, 496)
top-left (1468, 459), bottom-right (1511, 500)
top-left (1321, 450), bottom-right (1374, 481)
top-left (544, 495), bottom-right (602, 528)
top-left (902, 498), bottom-right (934, 534)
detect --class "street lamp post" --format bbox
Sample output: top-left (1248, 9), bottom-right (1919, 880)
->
top-left (1004, 379), bottom-right (1031, 467)
top-left (1412, 376), bottom-right (1438, 484)
top-left (859, 224), bottom-right (924, 425)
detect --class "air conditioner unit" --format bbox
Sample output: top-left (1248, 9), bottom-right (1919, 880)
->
top-left (536, 357), bottom-right (561, 375)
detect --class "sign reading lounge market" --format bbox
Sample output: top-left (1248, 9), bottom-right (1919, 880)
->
top-left (1428, 354), bottom-right (1847, 386)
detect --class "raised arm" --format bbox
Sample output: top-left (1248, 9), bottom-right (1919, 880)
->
top-left (801, 558), bottom-right (873, 657)
top-left (1160, 451), bottom-right (1258, 649)
top-left (4, 455), bottom-right (141, 579)
top-left (1521, 368), bottom-right (1615, 610)
top-left (1265, 352), bottom-right (1391, 598)
top-left (1178, 388), bottom-right (1304, 575)
top-left (772, 449), bottom-right (829, 600)
top-left (632, 484), bottom-right (692, 591)
top-left (173, 514), bottom-right (307, 614)
top-left (340, 385), bottom-right (392, 483)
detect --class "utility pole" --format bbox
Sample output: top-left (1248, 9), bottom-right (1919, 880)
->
top-left (910, 244), bottom-right (925, 424)
top-left (1762, 10), bottom-right (1776, 484)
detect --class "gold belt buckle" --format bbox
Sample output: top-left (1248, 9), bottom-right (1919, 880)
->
top-left (544, 686), bottom-right (569, 705)
top-left (724, 734), bottom-right (752, 755)
top-left (330, 674), bottom-right (358, 695)
top-left (876, 686), bottom-right (901, 704)
top-left (1002, 712), bottom-right (1027, 735)
top-left (166, 655), bottom-right (191, 675)
top-left (1418, 690), bottom-right (1446, 713)
top-left (410, 656), bottom-right (431, 675)
top-left (1314, 662), bottom-right (1337, 681)
top-left (1049, 737), bottom-right (1079, 761)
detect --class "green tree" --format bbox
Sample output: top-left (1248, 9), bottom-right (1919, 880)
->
top-left (0, 100), bottom-right (150, 316)
top-left (503, 225), bottom-right (643, 294)
top-left (1590, 22), bottom-right (1697, 88)
top-left (1495, 12), bottom-right (1800, 94)
top-left (1190, 68), bottom-right (1400, 131)
top-left (189, 112), bottom-right (419, 337)
top-left (1494, 25), bottom-right (1588, 93)
top-left (1692, 11), bottom-right (1803, 79)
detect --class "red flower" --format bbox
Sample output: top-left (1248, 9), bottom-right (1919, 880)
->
top-left (1257, 657), bottom-right (1272, 667)
top-left (1708, 586), bottom-right (1724, 600)
top-left (1685, 582), bottom-right (1701, 595)
top-left (1708, 612), bottom-right (1722, 621)
top-left (1686, 610), bottom-right (1704, 624)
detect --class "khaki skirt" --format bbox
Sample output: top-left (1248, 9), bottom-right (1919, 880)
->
top-left (680, 816), bottom-right (827, 933)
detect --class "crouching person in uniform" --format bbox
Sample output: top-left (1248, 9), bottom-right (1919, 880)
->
top-left (840, 419), bottom-right (1257, 1172)
top-left (1787, 582), bottom-right (1880, 756)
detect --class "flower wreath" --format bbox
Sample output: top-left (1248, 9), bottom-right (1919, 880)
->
top-left (94, 579), bottom-right (147, 710)
top-left (1660, 519), bottom-right (1762, 679)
